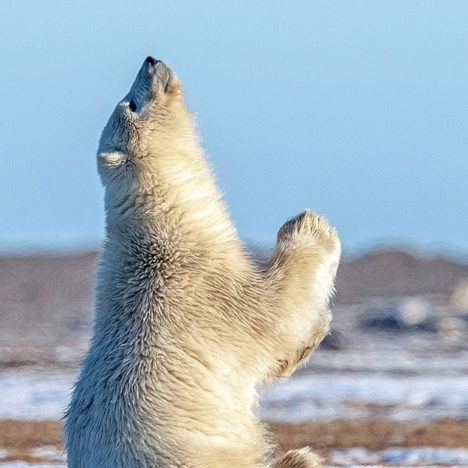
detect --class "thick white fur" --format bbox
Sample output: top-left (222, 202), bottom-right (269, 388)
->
top-left (64, 58), bottom-right (341, 468)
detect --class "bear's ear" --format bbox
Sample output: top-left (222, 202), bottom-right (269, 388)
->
top-left (98, 152), bottom-right (125, 167)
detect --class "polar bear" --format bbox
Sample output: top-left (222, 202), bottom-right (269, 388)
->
top-left (64, 57), bottom-right (340, 468)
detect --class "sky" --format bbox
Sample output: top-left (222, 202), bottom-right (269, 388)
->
top-left (1, 1), bottom-right (467, 254)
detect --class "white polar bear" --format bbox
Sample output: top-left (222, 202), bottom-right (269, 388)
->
top-left (64, 56), bottom-right (341, 468)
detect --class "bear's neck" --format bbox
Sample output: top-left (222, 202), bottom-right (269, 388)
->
top-left (105, 137), bottom-right (251, 269)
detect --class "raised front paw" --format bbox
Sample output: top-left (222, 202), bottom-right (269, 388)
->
top-left (277, 211), bottom-right (341, 306)
top-left (277, 211), bottom-right (340, 256)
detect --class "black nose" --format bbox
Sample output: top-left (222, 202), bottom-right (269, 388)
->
top-left (145, 56), bottom-right (157, 65)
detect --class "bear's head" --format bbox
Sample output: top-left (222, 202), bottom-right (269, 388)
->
top-left (96, 57), bottom-right (230, 243)
top-left (97, 57), bottom-right (191, 213)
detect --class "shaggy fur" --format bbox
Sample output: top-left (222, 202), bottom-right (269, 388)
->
top-left (64, 57), bottom-right (341, 468)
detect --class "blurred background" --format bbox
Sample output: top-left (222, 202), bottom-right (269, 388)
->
top-left (0, 1), bottom-right (467, 466)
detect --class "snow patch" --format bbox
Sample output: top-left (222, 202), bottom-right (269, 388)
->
top-left (330, 446), bottom-right (468, 466)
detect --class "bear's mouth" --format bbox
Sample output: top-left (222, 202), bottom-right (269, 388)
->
top-left (123, 56), bottom-right (173, 113)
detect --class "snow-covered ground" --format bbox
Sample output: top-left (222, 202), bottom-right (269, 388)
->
top-left (1, 367), bottom-right (467, 422)
top-left (1, 343), bottom-right (467, 467)
top-left (330, 446), bottom-right (468, 466)
top-left (0, 369), bottom-right (72, 421)
top-left (1, 446), bottom-right (468, 467)
top-left (260, 371), bottom-right (468, 421)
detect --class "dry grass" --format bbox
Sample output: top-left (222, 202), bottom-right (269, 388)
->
top-left (0, 420), bottom-right (62, 463)
top-left (269, 419), bottom-right (468, 456)
top-left (1, 419), bottom-right (467, 463)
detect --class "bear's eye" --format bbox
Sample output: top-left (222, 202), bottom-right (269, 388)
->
top-left (128, 100), bottom-right (137, 112)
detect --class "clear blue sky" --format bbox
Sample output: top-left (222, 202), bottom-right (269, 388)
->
top-left (1, 1), bottom-right (467, 254)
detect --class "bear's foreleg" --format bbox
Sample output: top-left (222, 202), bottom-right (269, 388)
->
top-left (264, 211), bottom-right (340, 378)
